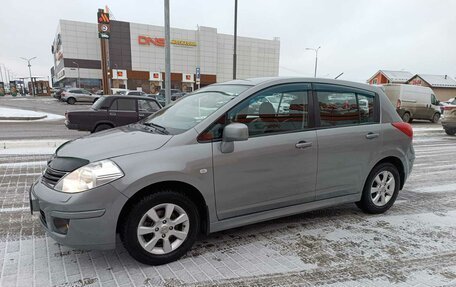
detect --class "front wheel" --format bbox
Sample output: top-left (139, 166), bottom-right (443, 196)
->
top-left (356, 163), bottom-right (400, 214)
top-left (67, 97), bottom-right (76, 105)
top-left (121, 191), bottom-right (199, 265)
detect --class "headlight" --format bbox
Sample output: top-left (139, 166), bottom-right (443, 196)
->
top-left (54, 160), bottom-right (124, 193)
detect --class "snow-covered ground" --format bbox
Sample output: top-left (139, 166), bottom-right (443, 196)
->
top-left (0, 106), bottom-right (64, 121)
top-left (0, 139), bottom-right (68, 155)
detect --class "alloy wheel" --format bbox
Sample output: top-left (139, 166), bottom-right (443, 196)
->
top-left (137, 203), bottom-right (190, 255)
top-left (370, 171), bottom-right (395, 207)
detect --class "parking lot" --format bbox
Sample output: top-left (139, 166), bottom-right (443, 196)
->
top-left (0, 97), bottom-right (456, 287)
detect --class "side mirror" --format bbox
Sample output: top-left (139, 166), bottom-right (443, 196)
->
top-left (220, 123), bottom-right (248, 153)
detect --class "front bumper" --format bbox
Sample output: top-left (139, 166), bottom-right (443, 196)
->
top-left (29, 178), bottom-right (128, 250)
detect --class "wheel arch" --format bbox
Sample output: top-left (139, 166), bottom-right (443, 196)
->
top-left (371, 156), bottom-right (405, 190)
top-left (93, 121), bottom-right (115, 132)
top-left (116, 180), bottom-right (209, 236)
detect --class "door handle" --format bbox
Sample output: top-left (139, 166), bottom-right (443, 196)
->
top-left (295, 141), bottom-right (312, 149)
top-left (365, 132), bottom-right (379, 139)
top-left (139, 114), bottom-right (145, 117)
top-left (109, 113), bottom-right (116, 116)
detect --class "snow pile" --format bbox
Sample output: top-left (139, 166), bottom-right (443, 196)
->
top-left (0, 106), bottom-right (64, 121)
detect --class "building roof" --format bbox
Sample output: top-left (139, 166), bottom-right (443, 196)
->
top-left (368, 70), bottom-right (413, 83)
top-left (408, 74), bottom-right (456, 88)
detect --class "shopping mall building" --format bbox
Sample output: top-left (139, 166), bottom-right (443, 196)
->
top-left (51, 19), bottom-right (280, 93)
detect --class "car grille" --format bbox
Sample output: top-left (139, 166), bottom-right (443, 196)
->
top-left (42, 166), bottom-right (67, 188)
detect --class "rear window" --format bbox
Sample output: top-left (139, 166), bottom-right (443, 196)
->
top-left (91, 96), bottom-right (110, 110)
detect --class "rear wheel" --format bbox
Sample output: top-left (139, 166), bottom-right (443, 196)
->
top-left (356, 163), bottom-right (400, 214)
top-left (431, 113), bottom-right (440, 123)
top-left (121, 191), bottom-right (199, 265)
top-left (445, 128), bottom-right (456, 136)
top-left (93, 124), bottom-right (113, 132)
top-left (401, 112), bottom-right (411, 123)
top-left (67, 97), bottom-right (76, 105)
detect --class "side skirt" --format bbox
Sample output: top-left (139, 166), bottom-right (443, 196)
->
top-left (209, 193), bottom-right (361, 233)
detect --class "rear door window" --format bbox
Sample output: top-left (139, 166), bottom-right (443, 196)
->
top-left (110, 99), bottom-right (137, 111)
top-left (315, 84), bottom-right (378, 127)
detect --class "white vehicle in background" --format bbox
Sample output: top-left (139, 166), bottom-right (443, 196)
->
top-left (383, 84), bottom-right (441, 123)
top-left (61, 88), bottom-right (99, 105)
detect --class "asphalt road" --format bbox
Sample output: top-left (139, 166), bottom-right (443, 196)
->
top-left (0, 105), bottom-right (455, 286)
top-left (0, 96), bottom-right (90, 140)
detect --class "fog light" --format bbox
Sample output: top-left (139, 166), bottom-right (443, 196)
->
top-left (53, 218), bottom-right (70, 235)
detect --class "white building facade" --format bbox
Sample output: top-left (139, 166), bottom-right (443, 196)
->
top-left (51, 19), bottom-right (280, 92)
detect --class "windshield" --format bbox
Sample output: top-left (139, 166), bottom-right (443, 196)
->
top-left (143, 84), bottom-right (251, 134)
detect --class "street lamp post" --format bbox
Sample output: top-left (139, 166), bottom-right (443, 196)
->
top-left (72, 61), bottom-right (80, 88)
top-left (20, 56), bottom-right (37, 96)
top-left (233, 0), bottom-right (238, 80)
top-left (305, 46), bottom-right (321, 78)
top-left (164, 0), bottom-right (171, 106)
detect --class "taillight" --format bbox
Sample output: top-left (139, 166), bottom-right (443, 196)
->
top-left (392, 122), bottom-right (413, 139)
top-left (443, 106), bottom-right (456, 111)
top-left (396, 99), bottom-right (401, 109)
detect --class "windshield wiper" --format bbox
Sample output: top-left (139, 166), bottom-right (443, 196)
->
top-left (143, 122), bottom-right (169, 134)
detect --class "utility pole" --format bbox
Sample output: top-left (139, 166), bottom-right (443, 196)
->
top-left (73, 61), bottom-right (80, 88)
top-left (20, 56), bottom-right (37, 96)
top-left (305, 46), bottom-right (320, 78)
top-left (164, 0), bottom-right (171, 106)
top-left (233, 0), bottom-right (238, 80)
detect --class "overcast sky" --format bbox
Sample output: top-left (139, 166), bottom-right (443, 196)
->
top-left (1, 0), bottom-right (455, 83)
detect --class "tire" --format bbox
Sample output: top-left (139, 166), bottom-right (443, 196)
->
top-left (67, 97), bottom-right (76, 105)
top-left (445, 128), bottom-right (456, 136)
top-left (121, 190), bottom-right (199, 265)
top-left (401, 112), bottom-right (411, 123)
top-left (356, 163), bottom-right (400, 214)
top-left (93, 124), bottom-right (113, 133)
top-left (431, 113), bottom-right (440, 123)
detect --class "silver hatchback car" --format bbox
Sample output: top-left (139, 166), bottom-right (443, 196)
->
top-left (30, 78), bottom-right (415, 265)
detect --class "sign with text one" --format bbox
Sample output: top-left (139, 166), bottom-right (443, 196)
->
top-left (138, 35), bottom-right (197, 47)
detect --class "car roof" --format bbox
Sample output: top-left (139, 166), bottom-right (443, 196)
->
top-left (218, 77), bottom-right (382, 94)
top-left (101, 95), bottom-right (156, 100)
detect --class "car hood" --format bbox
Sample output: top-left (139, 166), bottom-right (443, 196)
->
top-left (56, 125), bottom-right (172, 161)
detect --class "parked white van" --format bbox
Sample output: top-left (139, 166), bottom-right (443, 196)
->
top-left (382, 84), bottom-right (441, 123)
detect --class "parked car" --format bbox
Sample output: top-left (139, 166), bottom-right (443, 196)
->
top-left (171, 92), bottom-right (187, 101)
top-left (126, 90), bottom-right (147, 96)
top-left (61, 88), bottom-right (99, 105)
top-left (147, 94), bottom-right (166, 106)
top-left (53, 88), bottom-right (69, 101)
top-left (383, 84), bottom-right (441, 123)
top-left (65, 95), bottom-right (161, 133)
top-left (441, 99), bottom-right (456, 135)
top-left (158, 89), bottom-right (181, 98)
top-left (30, 77), bottom-right (414, 265)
